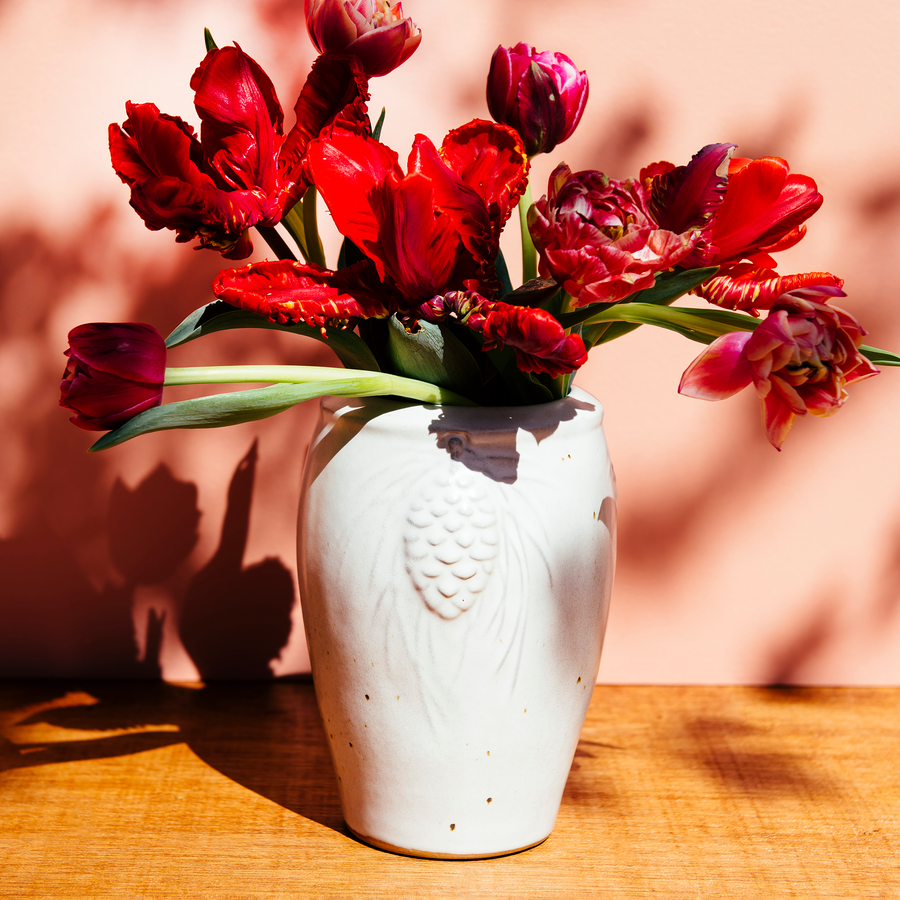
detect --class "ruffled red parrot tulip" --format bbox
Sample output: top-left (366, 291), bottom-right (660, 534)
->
top-left (110, 46), bottom-right (368, 259)
top-left (60, 323), bottom-right (166, 431)
top-left (214, 119), bottom-right (586, 376)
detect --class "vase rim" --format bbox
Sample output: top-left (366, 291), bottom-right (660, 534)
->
top-left (320, 385), bottom-right (603, 436)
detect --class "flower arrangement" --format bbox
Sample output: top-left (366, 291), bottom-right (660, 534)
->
top-left (60, 0), bottom-right (897, 451)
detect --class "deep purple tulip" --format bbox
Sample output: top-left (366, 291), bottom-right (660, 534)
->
top-left (60, 323), bottom-right (166, 431)
top-left (486, 43), bottom-right (588, 156)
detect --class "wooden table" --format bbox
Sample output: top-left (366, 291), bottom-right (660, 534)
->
top-left (1, 682), bottom-right (897, 898)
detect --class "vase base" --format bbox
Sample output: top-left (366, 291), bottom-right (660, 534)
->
top-left (346, 825), bottom-right (549, 860)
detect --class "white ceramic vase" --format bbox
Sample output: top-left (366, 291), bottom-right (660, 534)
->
top-left (297, 386), bottom-right (617, 858)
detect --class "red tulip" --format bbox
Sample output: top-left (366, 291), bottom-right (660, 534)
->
top-left (305, 119), bottom-right (527, 300)
top-left (418, 290), bottom-right (587, 377)
top-left (476, 300), bottom-right (588, 377)
top-left (678, 288), bottom-right (879, 449)
top-left (215, 121), bottom-right (583, 376)
top-left (695, 263), bottom-right (844, 312)
top-left (305, 0), bottom-right (421, 77)
top-left (643, 149), bottom-right (838, 310)
top-left (486, 43), bottom-right (588, 156)
top-left (60, 323), bottom-right (166, 431)
top-left (528, 164), bottom-right (697, 307)
top-left (706, 156), bottom-right (823, 265)
top-left (110, 46), bottom-right (368, 259)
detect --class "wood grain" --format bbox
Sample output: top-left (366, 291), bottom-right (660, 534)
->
top-left (1, 682), bottom-right (898, 899)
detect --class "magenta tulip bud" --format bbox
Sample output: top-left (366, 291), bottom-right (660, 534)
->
top-left (60, 323), bottom-right (166, 431)
top-left (304, 0), bottom-right (422, 77)
top-left (486, 43), bottom-right (588, 157)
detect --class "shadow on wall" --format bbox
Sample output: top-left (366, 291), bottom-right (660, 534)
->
top-left (0, 208), bottom-right (304, 680)
top-left (0, 438), bottom-right (295, 680)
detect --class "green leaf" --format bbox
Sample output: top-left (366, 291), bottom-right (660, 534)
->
top-left (371, 107), bottom-right (386, 141)
top-left (280, 204), bottom-right (309, 260)
top-left (253, 225), bottom-right (295, 261)
top-left (583, 321), bottom-right (626, 348)
top-left (624, 266), bottom-right (719, 307)
top-left (90, 371), bottom-right (477, 451)
top-left (337, 236), bottom-right (367, 270)
top-left (558, 267), bottom-right (720, 331)
top-left (494, 248), bottom-right (513, 299)
top-left (582, 302), bottom-right (759, 346)
top-left (91, 383), bottom-right (335, 451)
top-left (386, 316), bottom-right (482, 394)
top-left (861, 344), bottom-right (900, 366)
top-left (164, 301), bottom-right (381, 371)
top-left (204, 28), bottom-right (218, 51)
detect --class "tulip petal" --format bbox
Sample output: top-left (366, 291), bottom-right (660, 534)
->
top-left (440, 119), bottom-right (529, 243)
top-left (710, 157), bottom-right (823, 264)
top-left (304, 0), bottom-right (421, 77)
top-left (410, 132), bottom-right (493, 284)
top-left (761, 392), bottom-right (796, 450)
top-left (644, 142), bottom-right (734, 243)
top-left (365, 172), bottom-right (461, 299)
top-left (486, 43), bottom-right (588, 156)
top-left (678, 331), bottom-right (754, 400)
top-left (695, 263), bottom-right (845, 311)
top-left (213, 258), bottom-right (393, 327)
top-left (110, 104), bottom-right (204, 187)
top-left (280, 53), bottom-right (370, 200)
top-left (60, 323), bottom-right (166, 431)
top-left (190, 45), bottom-right (284, 195)
top-left (310, 128), bottom-right (476, 301)
top-left (307, 127), bottom-right (403, 279)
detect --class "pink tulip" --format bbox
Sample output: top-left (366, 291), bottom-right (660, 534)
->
top-left (305, 0), bottom-right (422, 77)
top-left (487, 44), bottom-right (588, 156)
top-left (486, 43), bottom-right (588, 156)
top-left (60, 323), bottom-right (167, 431)
top-left (529, 164), bottom-right (696, 306)
top-left (679, 288), bottom-right (879, 449)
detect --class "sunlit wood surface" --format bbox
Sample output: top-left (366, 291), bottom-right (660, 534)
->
top-left (1, 682), bottom-right (898, 899)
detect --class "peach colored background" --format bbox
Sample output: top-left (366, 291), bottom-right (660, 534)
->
top-left (2, 0), bottom-right (899, 683)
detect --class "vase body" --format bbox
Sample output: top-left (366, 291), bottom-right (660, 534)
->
top-left (297, 387), bottom-right (616, 858)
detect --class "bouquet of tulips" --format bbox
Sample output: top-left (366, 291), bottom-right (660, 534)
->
top-left (60, 0), bottom-right (897, 452)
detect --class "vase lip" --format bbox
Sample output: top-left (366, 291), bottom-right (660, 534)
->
top-left (320, 385), bottom-right (603, 436)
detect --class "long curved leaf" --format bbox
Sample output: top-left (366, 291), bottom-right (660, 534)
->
top-left (583, 302), bottom-right (758, 345)
top-left (89, 371), bottom-right (476, 452)
top-left (861, 344), bottom-right (900, 366)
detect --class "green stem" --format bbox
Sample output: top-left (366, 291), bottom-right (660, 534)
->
top-left (303, 186), bottom-right (327, 268)
top-left (164, 365), bottom-right (478, 406)
top-left (280, 205), bottom-right (310, 262)
top-left (255, 225), bottom-right (296, 261)
top-left (518, 183), bottom-right (537, 285)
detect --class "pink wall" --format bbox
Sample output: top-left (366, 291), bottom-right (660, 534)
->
top-left (2, 0), bottom-right (899, 683)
